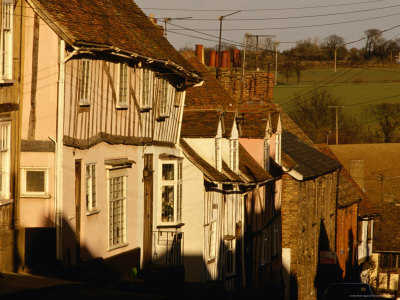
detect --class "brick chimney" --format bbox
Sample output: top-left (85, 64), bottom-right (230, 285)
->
top-left (349, 160), bottom-right (365, 191)
top-left (209, 51), bottom-right (217, 67)
top-left (195, 44), bottom-right (204, 64)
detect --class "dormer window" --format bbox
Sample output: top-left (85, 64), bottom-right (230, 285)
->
top-left (1, 0), bottom-right (13, 81)
top-left (79, 59), bottom-right (90, 106)
top-left (230, 139), bottom-right (238, 172)
top-left (140, 68), bottom-right (153, 111)
top-left (117, 63), bottom-right (129, 109)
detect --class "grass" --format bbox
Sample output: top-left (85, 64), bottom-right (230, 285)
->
top-left (274, 67), bottom-right (400, 121)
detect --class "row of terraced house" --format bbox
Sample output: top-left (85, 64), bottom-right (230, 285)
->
top-left (0, 0), bottom-right (390, 299)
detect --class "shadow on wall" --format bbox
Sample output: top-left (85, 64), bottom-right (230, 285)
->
top-left (314, 219), bottom-right (343, 300)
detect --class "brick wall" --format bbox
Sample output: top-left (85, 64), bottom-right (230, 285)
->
top-left (281, 172), bottom-right (339, 300)
top-left (217, 69), bottom-right (274, 104)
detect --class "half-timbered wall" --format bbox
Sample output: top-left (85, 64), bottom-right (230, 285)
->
top-left (64, 58), bottom-right (184, 148)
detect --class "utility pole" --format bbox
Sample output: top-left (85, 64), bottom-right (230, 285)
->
top-left (334, 48), bottom-right (337, 73)
top-left (328, 105), bottom-right (345, 144)
top-left (162, 17), bottom-right (192, 36)
top-left (274, 41), bottom-right (280, 85)
top-left (216, 10), bottom-right (241, 78)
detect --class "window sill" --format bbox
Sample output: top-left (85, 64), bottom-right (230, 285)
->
top-left (86, 208), bottom-right (101, 216)
top-left (116, 104), bottom-right (130, 110)
top-left (156, 116), bottom-right (169, 122)
top-left (0, 198), bottom-right (13, 206)
top-left (140, 107), bottom-right (152, 113)
top-left (207, 257), bottom-right (216, 264)
top-left (79, 101), bottom-right (91, 107)
top-left (20, 194), bottom-right (50, 199)
top-left (0, 79), bottom-right (14, 85)
top-left (108, 242), bottom-right (129, 251)
top-left (156, 222), bottom-right (185, 229)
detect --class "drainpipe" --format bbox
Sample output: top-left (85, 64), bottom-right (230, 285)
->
top-left (55, 39), bottom-right (66, 260)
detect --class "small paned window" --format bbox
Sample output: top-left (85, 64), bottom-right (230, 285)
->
top-left (1, 0), bottom-right (13, 80)
top-left (141, 68), bottom-right (152, 110)
top-left (161, 160), bottom-right (182, 223)
top-left (109, 174), bottom-right (126, 248)
top-left (379, 253), bottom-right (400, 269)
top-left (158, 78), bottom-right (170, 117)
top-left (215, 137), bottom-right (222, 171)
top-left (21, 167), bottom-right (49, 197)
top-left (0, 122), bottom-right (10, 200)
top-left (79, 59), bottom-right (90, 106)
top-left (86, 164), bottom-right (97, 211)
top-left (230, 139), bottom-right (238, 172)
top-left (117, 63), bottom-right (129, 108)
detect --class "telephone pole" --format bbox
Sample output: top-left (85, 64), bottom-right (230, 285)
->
top-left (328, 105), bottom-right (345, 144)
top-left (216, 10), bottom-right (241, 78)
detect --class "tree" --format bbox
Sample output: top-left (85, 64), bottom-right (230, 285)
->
top-left (363, 29), bottom-right (386, 59)
top-left (364, 103), bottom-right (400, 142)
top-left (289, 88), bottom-right (361, 144)
top-left (321, 34), bottom-right (347, 60)
top-left (280, 60), bottom-right (295, 83)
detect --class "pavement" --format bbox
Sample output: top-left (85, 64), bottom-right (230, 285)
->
top-left (0, 271), bottom-right (81, 297)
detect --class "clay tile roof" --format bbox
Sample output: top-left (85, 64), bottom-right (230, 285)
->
top-left (282, 130), bottom-right (340, 179)
top-left (31, 0), bottom-right (196, 76)
top-left (180, 139), bottom-right (229, 183)
top-left (239, 143), bottom-right (276, 183)
top-left (222, 161), bottom-right (242, 182)
top-left (181, 110), bottom-right (221, 138)
top-left (182, 53), bottom-right (237, 109)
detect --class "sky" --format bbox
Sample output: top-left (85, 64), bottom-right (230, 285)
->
top-left (135, 0), bottom-right (400, 52)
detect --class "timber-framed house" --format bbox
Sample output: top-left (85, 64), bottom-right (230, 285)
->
top-left (16, 0), bottom-right (202, 274)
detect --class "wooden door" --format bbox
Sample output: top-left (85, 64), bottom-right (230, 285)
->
top-left (75, 160), bottom-right (82, 263)
top-left (143, 154), bottom-right (153, 267)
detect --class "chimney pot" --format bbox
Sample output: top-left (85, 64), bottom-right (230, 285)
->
top-left (195, 44), bottom-right (205, 64)
top-left (209, 51), bottom-right (217, 67)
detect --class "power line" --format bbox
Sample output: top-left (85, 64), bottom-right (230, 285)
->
top-left (139, 0), bottom-right (389, 12)
top-left (159, 4), bottom-right (400, 22)
top-left (168, 11), bottom-right (400, 31)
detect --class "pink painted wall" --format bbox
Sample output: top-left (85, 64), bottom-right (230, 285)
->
top-left (63, 143), bottom-right (140, 262)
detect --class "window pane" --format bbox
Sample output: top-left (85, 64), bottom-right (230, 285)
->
top-left (162, 185), bottom-right (174, 221)
top-left (26, 171), bottom-right (45, 192)
top-left (162, 164), bottom-right (174, 180)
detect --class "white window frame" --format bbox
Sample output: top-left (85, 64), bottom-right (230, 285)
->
top-left (209, 220), bottom-right (217, 260)
top-left (107, 168), bottom-right (128, 250)
top-left (116, 62), bottom-right (129, 109)
top-left (0, 121), bottom-right (10, 201)
top-left (160, 159), bottom-right (182, 224)
top-left (20, 167), bottom-right (49, 198)
top-left (85, 163), bottom-right (98, 214)
top-left (158, 78), bottom-right (171, 118)
top-left (230, 138), bottom-right (238, 173)
top-left (79, 59), bottom-right (90, 106)
top-left (140, 68), bottom-right (153, 110)
top-left (0, 0), bottom-right (13, 81)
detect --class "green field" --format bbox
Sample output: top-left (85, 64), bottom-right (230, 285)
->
top-left (274, 67), bottom-right (400, 120)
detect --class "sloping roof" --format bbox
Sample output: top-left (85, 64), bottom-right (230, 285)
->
top-left (29, 0), bottom-right (199, 80)
top-left (180, 139), bottom-right (229, 182)
top-left (239, 144), bottom-right (276, 183)
top-left (181, 110), bottom-right (221, 138)
top-left (329, 144), bottom-right (400, 215)
top-left (182, 53), bottom-right (236, 108)
top-left (180, 139), bottom-right (275, 185)
top-left (282, 130), bottom-right (340, 180)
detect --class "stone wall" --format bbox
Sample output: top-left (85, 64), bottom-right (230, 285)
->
top-left (281, 171), bottom-right (339, 300)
